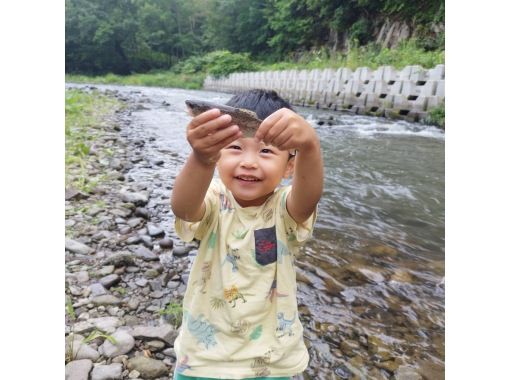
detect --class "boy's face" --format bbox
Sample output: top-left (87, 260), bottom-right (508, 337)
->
top-left (217, 137), bottom-right (294, 207)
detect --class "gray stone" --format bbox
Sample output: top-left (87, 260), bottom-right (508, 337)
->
top-left (91, 363), bottom-right (123, 380)
top-left (66, 238), bottom-right (95, 255)
top-left (100, 274), bottom-right (121, 288)
top-left (127, 356), bottom-right (168, 379)
top-left (134, 207), bottom-right (150, 219)
top-left (65, 359), bottom-right (93, 380)
top-left (126, 236), bottom-right (142, 245)
top-left (97, 265), bottom-right (115, 276)
top-left (72, 321), bottom-right (94, 335)
top-left (91, 295), bottom-right (122, 306)
top-left (172, 246), bottom-right (191, 257)
top-left (103, 252), bottom-right (135, 267)
top-left (99, 330), bottom-right (135, 358)
top-left (162, 348), bottom-right (176, 358)
top-left (66, 188), bottom-right (89, 201)
top-left (89, 283), bottom-right (108, 297)
top-left (150, 291), bottom-right (164, 299)
top-left (68, 339), bottom-right (100, 361)
top-left (140, 235), bottom-right (154, 249)
top-left (128, 369), bottom-right (141, 378)
top-left (127, 218), bottom-right (144, 228)
top-left (158, 238), bottom-right (173, 250)
top-left (149, 280), bottom-right (162, 292)
top-left (76, 271), bottom-right (90, 283)
top-left (146, 340), bottom-right (165, 351)
top-left (135, 278), bottom-right (148, 287)
top-left (130, 325), bottom-right (177, 345)
top-left (127, 298), bottom-right (141, 310)
top-left (159, 253), bottom-right (173, 268)
top-left (90, 317), bottom-right (122, 334)
top-left (111, 208), bottom-right (132, 218)
top-left (147, 224), bottom-right (164, 237)
top-left (119, 226), bottom-right (131, 235)
top-left (132, 246), bottom-right (158, 261)
top-left (120, 190), bottom-right (149, 206)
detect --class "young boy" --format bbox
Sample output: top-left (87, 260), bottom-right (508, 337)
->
top-left (170, 89), bottom-right (323, 379)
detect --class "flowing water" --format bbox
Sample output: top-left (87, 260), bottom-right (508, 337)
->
top-left (68, 84), bottom-right (445, 379)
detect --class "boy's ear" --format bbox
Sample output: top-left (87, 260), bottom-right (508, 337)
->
top-left (284, 155), bottom-right (295, 179)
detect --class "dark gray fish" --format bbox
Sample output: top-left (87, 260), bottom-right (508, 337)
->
top-left (185, 99), bottom-right (262, 138)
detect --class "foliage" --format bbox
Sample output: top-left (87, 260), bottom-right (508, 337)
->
top-left (83, 330), bottom-right (117, 345)
top-left (66, 0), bottom-right (444, 75)
top-left (158, 302), bottom-right (183, 327)
top-left (425, 101), bottom-right (445, 129)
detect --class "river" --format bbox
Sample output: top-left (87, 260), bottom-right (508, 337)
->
top-left (67, 83), bottom-right (445, 379)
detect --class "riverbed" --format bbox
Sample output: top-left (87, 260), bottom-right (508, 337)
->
top-left (66, 83), bottom-right (444, 379)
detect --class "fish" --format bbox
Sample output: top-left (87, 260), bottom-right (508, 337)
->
top-left (185, 99), bottom-right (262, 138)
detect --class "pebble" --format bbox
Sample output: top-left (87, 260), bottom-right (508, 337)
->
top-left (147, 224), bottom-right (165, 237)
top-left (134, 207), bottom-right (150, 219)
top-left (96, 265), bottom-right (115, 276)
top-left (100, 330), bottom-right (135, 358)
top-left (130, 324), bottom-right (177, 345)
top-left (100, 274), bottom-right (121, 288)
top-left (172, 245), bottom-right (191, 257)
top-left (66, 238), bottom-right (95, 255)
top-left (103, 252), bottom-right (135, 267)
top-left (159, 238), bottom-right (173, 249)
top-left (132, 246), bottom-right (158, 261)
top-left (90, 363), bottom-right (123, 380)
top-left (89, 283), bottom-right (108, 297)
top-left (91, 295), bottom-right (122, 306)
top-left (120, 190), bottom-right (149, 206)
top-left (65, 359), bottom-right (93, 380)
top-left (127, 356), bottom-right (168, 379)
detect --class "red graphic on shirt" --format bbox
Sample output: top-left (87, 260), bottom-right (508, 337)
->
top-left (256, 240), bottom-right (276, 254)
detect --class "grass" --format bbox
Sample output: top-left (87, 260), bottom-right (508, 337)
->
top-left (65, 89), bottom-right (122, 193)
top-left (66, 71), bottom-right (205, 90)
top-left (158, 301), bottom-right (183, 327)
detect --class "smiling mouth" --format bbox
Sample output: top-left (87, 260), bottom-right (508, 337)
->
top-left (235, 175), bottom-right (261, 182)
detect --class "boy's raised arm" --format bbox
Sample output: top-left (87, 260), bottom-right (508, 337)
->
top-left (256, 108), bottom-right (323, 224)
top-left (171, 109), bottom-right (242, 222)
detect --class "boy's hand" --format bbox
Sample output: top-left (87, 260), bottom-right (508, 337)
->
top-left (255, 108), bottom-right (318, 152)
top-left (187, 108), bottom-right (242, 165)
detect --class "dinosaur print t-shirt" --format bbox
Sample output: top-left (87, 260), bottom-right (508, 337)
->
top-left (173, 179), bottom-right (317, 379)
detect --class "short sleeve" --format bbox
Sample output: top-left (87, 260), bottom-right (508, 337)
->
top-left (278, 186), bottom-right (318, 246)
top-left (174, 180), bottom-right (220, 242)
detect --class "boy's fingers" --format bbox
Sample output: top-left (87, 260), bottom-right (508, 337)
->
top-left (188, 108), bottom-right (222, 129)
top-left (190, 114), bottom-right (232, 139)
top-left (263, 116), bottom-right (288, 145)
top-left (204, 125), bottom-right (239, 146)
top-left (272, 129), bottom-right (293, 148)
top-left (208, 129), bottom-right (243, 152)
top-left (256, 110), bottom-right (285, 141)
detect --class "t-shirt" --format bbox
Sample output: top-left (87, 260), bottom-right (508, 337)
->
top-left (173, 179), bottom-right (317, 379)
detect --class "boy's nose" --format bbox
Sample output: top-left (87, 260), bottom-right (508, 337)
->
top-left (240, 158), bottom-right (258, 169)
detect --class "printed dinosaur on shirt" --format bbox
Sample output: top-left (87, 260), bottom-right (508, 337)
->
top-left (173, 179), bottom-right (317, 379)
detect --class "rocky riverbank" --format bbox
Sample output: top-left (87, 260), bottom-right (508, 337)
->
top-left (65, 87), bottom-right (196, 380)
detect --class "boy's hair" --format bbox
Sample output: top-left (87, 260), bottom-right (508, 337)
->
top-left (226, 89), bottom-right (294, 120)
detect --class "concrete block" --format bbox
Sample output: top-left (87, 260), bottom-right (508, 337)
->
top-left (435, 80), bottom-right (445, 97)
top-left (344, 80), bottom-right (364, 95)
top-left (428, 64), bottom-right (445, 80)
top-left (410, 95), bottom-right (428, 112)
top-left (417, 80), bottom-right (438, 96)
top-left (398, 65), bottom-right (423, 80)
top-left (409, 66), bottom-right (428, 82)
top-left (401, 80), bottom-right (420, 97)
top-left (425, 96), bottom-right (443, 111)
top-left (365, 93), bottom-right (383, 112)
top-left (388, 80), bottom-right (404, 95)
top-left (352, 67), bottom-right (372, 82)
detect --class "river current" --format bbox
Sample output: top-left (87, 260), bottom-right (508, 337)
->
top-left (67, 84), bottom-right (445, 379)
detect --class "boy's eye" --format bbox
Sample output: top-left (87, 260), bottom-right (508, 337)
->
top-left (260, 148), bottom-right (273, 154)
top-left (227, 145), bottom-right (241, 150)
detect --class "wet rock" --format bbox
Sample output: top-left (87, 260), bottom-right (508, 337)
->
top-left (127, 356), bottom-right (168, 379)
top-left (100, 274), bottom-right (121, 288)
top-left (340, 339), bottom-right (359, 356)
top-left (66, 238), bottom-right (95, 255)
top-left (99, 331), bottom-right (135, 358)
top-left (126, 236), bottom-right (142, 245)
top-left (368, 244), bottom-right (398, 257)
top-left (103, 252), bottom-right (135, 267)
top-left (159, 238), bottom-right (173, 250)
top-left (91, 363), bottom-right (123, 380)
top-left (91, 295), bottom-right (122, 306)
top-left (119, 226), bottom-right (131, 235)
top-left (130, 324), bottom-right (177, 345)
top-left (147, 224), bottom-right (165, 237)
top-left (395, 365), bottom-right (423, 380)
top-left (140, 235), bottom-right (154, 249)
top-left (65, 359), bottom-right (93, 380)
top-left (390, 269), bottom-right (414, 283)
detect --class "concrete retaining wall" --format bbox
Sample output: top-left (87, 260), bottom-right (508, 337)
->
top-left (203, 64), bottom-right (445, 122)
